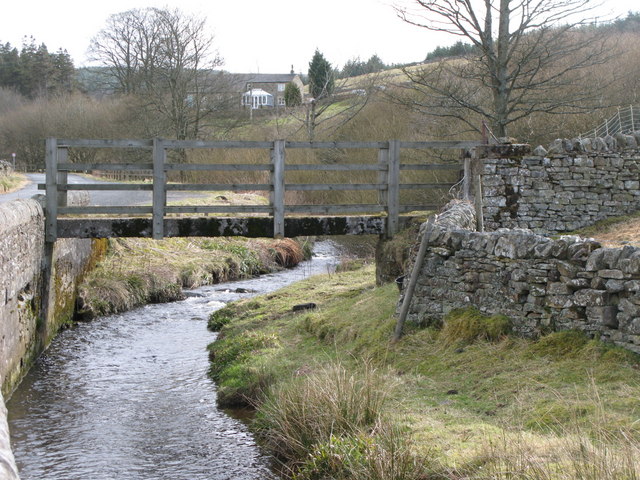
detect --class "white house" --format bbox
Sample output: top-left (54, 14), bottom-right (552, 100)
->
top-left (241, 88), bottom-right (274, 109)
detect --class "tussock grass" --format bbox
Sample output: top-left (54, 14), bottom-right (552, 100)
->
top-left (0, 173), bottom-right (26, 193)
top-left (263, 367), bottom-right (427, 480)
top-left (256, 361), bottom-right (391, 460)
top-left (439, 307), bottom-right (511, 346)
top-left (207, 265), bottom-right (640, 479)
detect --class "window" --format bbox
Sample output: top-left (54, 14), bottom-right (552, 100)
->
top-left (277, 83), bottom-right (286, 92)
top-left (278, 97), bottom-right (286, 106)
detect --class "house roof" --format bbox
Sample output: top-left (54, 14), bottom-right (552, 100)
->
top-left (234, 73), bottom-right (299, 84)
top-left (244, 88), bottom-right (272, 97)
top-left (198, 71), bottom-right (302, 94)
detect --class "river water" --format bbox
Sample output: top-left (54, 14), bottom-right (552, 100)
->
top-left (7, 241), bottom-right (339, 480)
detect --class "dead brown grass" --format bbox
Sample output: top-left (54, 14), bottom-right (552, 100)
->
top-left (573, 214), bottom-right (640, 248)
top-left (272, 238), bottom-right (305, 267)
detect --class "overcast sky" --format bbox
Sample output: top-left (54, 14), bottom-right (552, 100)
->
top-left (2, 0), bottom-right (634, 74)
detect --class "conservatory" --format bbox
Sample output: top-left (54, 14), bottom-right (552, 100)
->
top-left (241, 88), bottom-right (274, 109)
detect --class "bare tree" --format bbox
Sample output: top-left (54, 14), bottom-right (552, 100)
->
top-left (395, 0), bottom-right (612, 137)
top-left (295, 50), bottom-right (374, 141)
top-left (89, 9), bottom-right (155, 95)
top-left (89, 7), bottom-right (229, 140)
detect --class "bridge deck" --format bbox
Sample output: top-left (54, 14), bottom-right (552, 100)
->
top-left (56, 215), bottom-right (410, 238)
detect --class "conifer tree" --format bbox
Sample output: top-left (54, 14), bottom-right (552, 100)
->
top-left (308, 49), bottom-right (334, 100)
top-left (284, 82), bottom-right (302, 107)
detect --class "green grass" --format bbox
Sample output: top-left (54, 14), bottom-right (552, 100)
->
top-left (207, 265), bottom-right (640, 479)
top-left (439, 307), bottom-right (511, 346)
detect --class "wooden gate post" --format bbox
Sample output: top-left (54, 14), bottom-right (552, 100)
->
top-left (271, 139), bottom-right (286, 238)
top-left (45, 138), bottom-right (58, 243)
top-left (152, 138), bottom-right (167, 240)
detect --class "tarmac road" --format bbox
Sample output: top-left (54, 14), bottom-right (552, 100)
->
top-left (0, 173), bottom-right (206, 206)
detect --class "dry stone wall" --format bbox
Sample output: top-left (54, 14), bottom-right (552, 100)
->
top-left (481, 139), bottom-right (640, 233)
top-left (405, 202), bottom-right (640, 354)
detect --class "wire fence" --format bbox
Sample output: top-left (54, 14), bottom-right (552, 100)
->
top-left (580, 105), bottom-right (640, 138)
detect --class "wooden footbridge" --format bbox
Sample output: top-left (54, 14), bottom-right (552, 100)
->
top-left (42, 138), bottom-right (482, 242)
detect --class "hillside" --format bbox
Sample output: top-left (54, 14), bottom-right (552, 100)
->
top-left (573, 213), bottom-right (640, 247)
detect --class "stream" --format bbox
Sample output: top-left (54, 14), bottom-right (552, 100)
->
top-left (7, 241), bottom-right (340, 480)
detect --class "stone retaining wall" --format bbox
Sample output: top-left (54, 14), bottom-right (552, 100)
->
top-left (405, 202), bottom-right (640, 354)
top-left (0, 194), bottom-right (102, 396)
top-left (0, 194), bottom-right (104, 479)
top-left (480, 140), bottom-right (640, 233)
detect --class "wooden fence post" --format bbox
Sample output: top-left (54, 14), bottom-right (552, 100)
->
top-left (152, 138), bottom-right (166, 240)
top-left (45, 138), bottom-right (58, 243)
top-left (386, 139), bottom-right (400, 238)
top-left (271, 139), bottom-right (285, 238)
top-left (472, 154), bottom-right (484, 232)
top-left (394, 215), bottom-right (435, 341)
top-left (463, 155), bottom-right (472, 201)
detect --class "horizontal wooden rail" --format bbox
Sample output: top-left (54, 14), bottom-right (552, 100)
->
top-left (44, 137), bottom-right (481, 241)
top-left (164, 205), bottom-right (273, 214)
top-left (400, 164), bottom-right (460, 171)
top-left (165, 183), bottom-right (272, 191)
top-left (59, 162), bottom-right (154, 171)
top-left (57, 139), bottom-right (154, 148)
top-left (400, 183), bottom-right (454, 190)
top-left (165, 164), bottom-right (272, 172)
top-left (60, 206), bottom-right (154, 215)
top-left (60, 184), bottom-right (153, 191)
top-left (285, 141), bottom-right (387, 149)
top-left (286, 184), bottom-right (383, 191)
top-left (284, 164), bottom-right (384, 171)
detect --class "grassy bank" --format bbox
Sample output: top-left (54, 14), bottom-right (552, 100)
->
top-left (77, 236), bottom-right (308, 318)
top-left (208, 265), bottom-right (640, 479)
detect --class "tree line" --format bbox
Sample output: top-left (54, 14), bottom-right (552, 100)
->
top-left (0, 38), bottom-right (74, 99)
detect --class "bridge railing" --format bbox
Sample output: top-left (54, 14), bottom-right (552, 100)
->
top-left (43, 138), bottom-right (481, 241)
